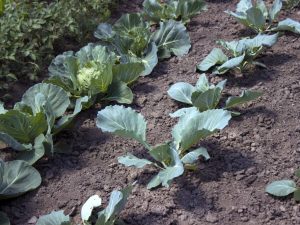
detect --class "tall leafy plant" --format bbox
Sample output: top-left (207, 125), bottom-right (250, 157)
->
top-left (97, 105), bottom-right (231, 189)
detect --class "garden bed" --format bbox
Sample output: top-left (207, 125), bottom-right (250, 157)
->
top-left (1, 0), bottom-right (300, 224)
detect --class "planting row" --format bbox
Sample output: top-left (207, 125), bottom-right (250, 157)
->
top-left (1, 0), bottom-right (300, 224)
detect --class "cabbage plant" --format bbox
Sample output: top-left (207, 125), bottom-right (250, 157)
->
top-left (47, 43), bottom-right (144, 107)
top-left (0, 83), bottom-right (87, 165)
top-left (94, 13), bottom-right (191, 72)
top-left (168, 74), bottom-right (262, 117)
top-left (198, 33), bottom-right (279, 74)
top-left (143, 0), bottom-right (207, 24)
top-left (97, 105), bottom-right (231, 189)
top-left (266, 169), bottom-right (300, 201)
top-left (35, 185), bottom-right (133, 225)
top-left (226, 0), bottom-right (300, 34)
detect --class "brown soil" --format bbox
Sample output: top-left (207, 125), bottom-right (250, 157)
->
top-left (1, 1), bottom-right (300, 225)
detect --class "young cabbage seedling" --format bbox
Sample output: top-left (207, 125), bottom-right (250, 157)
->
top-left (226, 0), bottom-right (300, 34)
top-left (266, 169), bottom-right (300, 201)
top-left (35, 185), bottom-right (133, 225)
top-left (143, 0), bottom-right (207, 24)
top-left (167, 74), bottom-right (262, 117)
top-left (97, 105), bottom-right (232, 189)
top-left (197, 33), bottom-right (279, 74)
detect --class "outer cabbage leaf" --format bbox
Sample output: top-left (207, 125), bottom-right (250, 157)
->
top-left (0, 110), bottom-right (47, 144)
top-left (120, 42), bottom-right (158, 76)
top-left (191, 88), bottom-right (222, 111)
top-left (266, 180), bottom-right (297, 197)
top-left (112, 62), bottom-right (144, 84)
top-left (19, 83), bottom-right (70, 119)
top-left (0, 160), bottom-right (41, 199)
top-left (81, 195), bottom-right (102, 222)
top-left (147, 147), bottom-right (184, 189)
top-left (151, 20), bottom-right (191, 59)
top-left (97, 185), bottom-right (133, 224)
top-left (214, 54), bottom-right (245, 74)
top-left (36, 211), bottom-right (71, 225)
top-left (53, 96), bottom-right (89, 134)
top-left (197, 48), bottom-right (228, 71)
top-left (16, 134), bottom-right (51, 165)
top-left (273, 18), bottom-right (300, 34)
top-left (118, 153), bottom-right (153, 168)
top-left (169, 107), bottom-right (198, 118)
top-left (172, 109), bottom-right (231, 152)
top-left (181, 147), bottom-right (210, 164)
top-left (225, 90), bottom-right (262, 108)
top-left (176, 0), bottom-right (207, 23)
top-left (96, 106), bottom-right (147, 147)
top-left (103, 81), bottom-right (133, 104)
top-left (167, 82), bottom-right (196, 104)
top-left (246, 7), bottom-right (266, 32)
top-left (269, 0), bottom-right (282, 22)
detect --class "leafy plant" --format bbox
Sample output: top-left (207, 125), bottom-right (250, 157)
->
top-left (0, 0), bottom-right (114, 89)
top-left (0, 160), bottom-right (41, 200)
top-left (97, 105), bottom-right (231, 189)
top-left (94, 13), bottom-right (191, 74)
top-left (0, 83), bottom-right (87, 165)
top-left (266, 169), bottom-right (300, 201)
top-left (36, 185), bottom-right (133, 225)
top-left (168, 74), bottom-right (262, 117)
top-left (226, 0), bottom-right (300, 34)
top-left (143, 0), bottom-right (207, 24)
top-left (46, 43), bottom-right (145, 106)
top-left (197, 33), bottom-right (279, 74)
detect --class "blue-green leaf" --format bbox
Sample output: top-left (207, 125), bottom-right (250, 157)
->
top-left (197, 48), bottom-right (228, 71)
top-left (81, 195), bottom-right (102, 222)
top-left (104, 81), bottom-right (133, 104)
top-left (269, 0), bottom-right (282, 22)
top-left (168, 82), bottom-right (196, 105)
top-left (215, 54), bottom-right (245, 74)
top-left (225, 90), bottom-right (262, 108)
top-left (172, 109), bottom-right (232, 152)
top-left (36, 211), bottom-right (71, 225)
top-left (181, 147), bottom-right (210, 164)
top-left (191, 88), bottom-right (222, 112)
top-left (273, 18), bottom-right (300, 34)
top-left (151, 20), bottom-right (191, 59)
top-left (0, 160), bottom-right (41, 200)
top-left (147, 147), bottom-right (184, 189)
top-left (118, 153), bottom-right (152, 168)
top-left (96, 106), bottom-right (147, 146)
top-left (169, 107), bottom-right (199, 118)
top-left (266, 180), bottom-right (297, 197)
